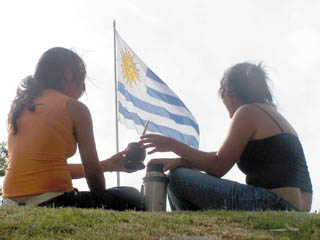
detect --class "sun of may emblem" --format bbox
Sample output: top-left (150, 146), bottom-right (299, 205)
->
top-left (121, 49), bottom-right (140, 86)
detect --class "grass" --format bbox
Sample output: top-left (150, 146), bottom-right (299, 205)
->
top-left (0, 205), bottom-right (319, 239)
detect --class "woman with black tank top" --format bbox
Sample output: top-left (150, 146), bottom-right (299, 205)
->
top-left (140, 62), bottom-right (312, 211)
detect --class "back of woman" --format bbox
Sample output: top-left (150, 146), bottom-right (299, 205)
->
top-left (3, 89), bottom-right (76, 197)
top-left (221, 63), bottom-right (312, 211)
top-left (237, 103), bottom-right (312, 211)
top-left (2, 47), bottom-right (144, 210)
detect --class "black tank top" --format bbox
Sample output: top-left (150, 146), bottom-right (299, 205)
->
top-left (237, 105), bottom-right (312, 193)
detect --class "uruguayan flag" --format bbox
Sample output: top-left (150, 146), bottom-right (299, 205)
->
top-left (116, 31), bottom-right (199, 149)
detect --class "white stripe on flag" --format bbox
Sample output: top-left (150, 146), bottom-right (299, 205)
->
top-left (118, 94), bottom-right (199, 138)
top-left (116, 31), bottom-right (200, 149)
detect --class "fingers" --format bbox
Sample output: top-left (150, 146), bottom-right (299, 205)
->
top-left (147, 158), bottom-right (172, 172)
top-left (140, 143), bottom-right (154, 150)
top-left (140, 134), bottom-right (164, 144)
top-left (147, 158), bottom-right (182, 172)
top-left (162, 161), bottom-right (174, 172)
top-left (163, 165), bottom-right (171, 172)
top-left (140, 133), bottom-right (157, 139)
top-left (147, 158), bottom-right (165, 167)
top-left (147, 148), bottom-right (157, 155)
top-left (139, 138), bottom-right (156, 146)
top-left (138, 141), bottom-right (158, 154)
top-left (123, 168), bottom-right (137, 173)
top-left (115, 149), bottom-right (127, 158)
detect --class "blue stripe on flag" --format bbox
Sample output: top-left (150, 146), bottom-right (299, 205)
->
top-left (146, 87), bottom-right (191, 111)
top-left (119, 102), bottom-right (199, 149)
top-left (118, 82), bottom-right (199, 134)
top-left (146, 68), bottom-right (167, 86)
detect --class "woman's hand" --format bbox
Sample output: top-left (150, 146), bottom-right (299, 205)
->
top-left (139, 134), bottom-right (177, 154)
top-left (147, 158), bottom-right (184, 172)
top-left (105, 150), bottom-right (136, 173)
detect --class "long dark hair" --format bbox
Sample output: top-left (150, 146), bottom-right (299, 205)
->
top-left (9, 47), bottom-right (86, 135)
top-left (219, 62), bottom-right (273, 104)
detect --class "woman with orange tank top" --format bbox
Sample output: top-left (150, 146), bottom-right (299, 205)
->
top-left (2, 47), bottom-right (143, 210)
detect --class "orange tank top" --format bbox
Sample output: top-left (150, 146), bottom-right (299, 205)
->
top-left (3, 89), bottom-right (76, 197)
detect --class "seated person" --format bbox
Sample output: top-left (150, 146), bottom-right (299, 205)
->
top-left (2, 47), bottom-right (143, 210)
top-left (140, 62), bottom-right (312, 211)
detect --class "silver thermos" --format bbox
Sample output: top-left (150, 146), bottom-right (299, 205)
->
top-left (142, 163), bottom-right (168, 211)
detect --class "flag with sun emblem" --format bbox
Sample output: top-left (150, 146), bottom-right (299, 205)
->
top-left (116, 31), bottom-right (199, 149)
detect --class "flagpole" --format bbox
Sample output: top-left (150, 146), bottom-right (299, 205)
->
top-left (113, 20), bottom-right (120, 187)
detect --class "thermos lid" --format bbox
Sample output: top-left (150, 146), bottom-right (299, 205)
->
top-left (147, 163), bottom-right (164, 173)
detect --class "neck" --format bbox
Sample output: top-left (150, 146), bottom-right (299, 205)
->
top-left (229, 101), bottom-right (243, 118)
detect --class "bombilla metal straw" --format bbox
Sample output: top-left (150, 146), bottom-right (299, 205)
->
top-left (142, 120), bottom-right (149, 136)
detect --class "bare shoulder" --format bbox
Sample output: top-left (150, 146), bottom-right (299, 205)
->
top-left (66, 99), bottom-right (91, 121)
top-left (234, 103), bottom-right (279, 119)
top-left (237, 103), bottom-right (265, 112)
top-left (226, 104), bottom-right (260, 139)
top-left (229, 104), bottom-right (265, 138)
top-left (232, 104), bottom-right (261, 121)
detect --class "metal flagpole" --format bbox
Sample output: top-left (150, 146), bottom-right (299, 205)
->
top-left (113, 20), bottom-right (120, 186)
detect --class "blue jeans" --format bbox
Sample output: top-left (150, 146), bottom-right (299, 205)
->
top-left (167, 168), bottom-right (299, 211)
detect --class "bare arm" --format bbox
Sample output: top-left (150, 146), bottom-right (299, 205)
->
top-left (67, 151), bottom-right (128, 179)
top-left (68, 163), bottom-right (85, 179)
top-left (141, 105), bottom-right (256, 177)
top-left (66, 99), bottom-right (106, 191)
top-left (66, 98), bottom-right (134, 182)
top-left (67, 160), bottom-right (112, 179)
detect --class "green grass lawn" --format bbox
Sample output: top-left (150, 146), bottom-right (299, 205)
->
top-left (0, 205), bottom-right (319, 239)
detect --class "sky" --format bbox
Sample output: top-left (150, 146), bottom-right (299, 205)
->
top-left (0, 0), bottom-right (319, 211)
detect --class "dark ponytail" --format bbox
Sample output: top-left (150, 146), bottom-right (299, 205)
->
top-left (9, 47), bottom-right (86, 135)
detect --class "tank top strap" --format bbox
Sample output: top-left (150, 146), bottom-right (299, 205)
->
top-left (253, 104), bottom-right (284, 133)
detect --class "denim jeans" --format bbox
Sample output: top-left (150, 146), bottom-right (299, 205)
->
top-left (167, 168), bottom-right (299, 211)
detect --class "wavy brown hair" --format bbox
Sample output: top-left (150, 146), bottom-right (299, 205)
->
top-left (9, 47), bottom-right (86, 135)
top-left (219, 62), bottom-right (273, 104)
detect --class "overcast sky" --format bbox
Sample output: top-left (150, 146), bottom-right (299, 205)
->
top-left (0, 0), bottom-right (319, 211)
